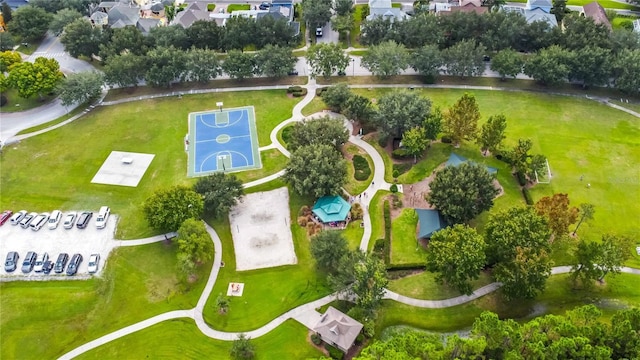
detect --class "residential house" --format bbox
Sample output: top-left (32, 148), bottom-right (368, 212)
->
top-left (433, 0), bottom-right (488, 15)
top-left (90, 1), bottom-right (161, 34)
top-left (257, 0), bottom-right (300, 35)
top-left (634, 19), bottom-right (640, 33)
top-left (313, 307), bottom-right (363, 353)
top-left (581, 1), bottom-right (612, 31)
top-left (525, 0), bottom-right (552, 13)
top-left (140, 2), bottom-right (165, 19)
top-left (174, 1), bottom-right (211, 28)
top-left (503, 6), bottom-right (558, 27)
top-left (367, 0), bottom-right (409, 22)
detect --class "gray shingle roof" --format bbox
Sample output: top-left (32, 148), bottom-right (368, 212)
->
top-left (313, 307), bottom-right (363, 353)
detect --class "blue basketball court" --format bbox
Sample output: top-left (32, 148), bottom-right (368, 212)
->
top-left (187, 106), bottom-right (261, 177)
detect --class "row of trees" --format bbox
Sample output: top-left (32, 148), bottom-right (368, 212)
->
top-left (101, 45), bottom-right (296, 89)
top-left (355, 305), bottom-right (640, 359)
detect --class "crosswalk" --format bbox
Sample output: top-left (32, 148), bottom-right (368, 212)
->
top-left (28, 51), bottom-right (68, 60)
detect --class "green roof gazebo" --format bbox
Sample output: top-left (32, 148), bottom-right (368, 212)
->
top-left (415, 208), bottom-right (447, 240)
top-left (312, 196), bottom-right (352, 224)
top-left (446, 153), bottom-right (498, 175)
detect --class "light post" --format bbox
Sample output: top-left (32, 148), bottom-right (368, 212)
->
top-left (351, 58), bottom-right (355, 77)
top-left (216, 101), bottom-right (223, 112)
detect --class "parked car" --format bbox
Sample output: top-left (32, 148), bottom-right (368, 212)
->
top-left (10, 210), bottom-right (27, 225)
top-left (21, 251), bottom-right (37, 273)
top-left (87, 254), bottom-right (100, 273)
top-left (288, 70), bottom-right (299, 76)
top-left (0, 210), bottom-right (13, 225)
top-left (316, 27), bottom-right (323, 37)
top-left (48, 210), bottom-right (62, 230)
top-left (54, 253), bottom-right (69, 274)
top-left (66, 254), bottom-right (83, 276)
top-left (95, 206), bottom-right (110, 229)
top-left (29, 212), bottom-right (50, 231)
top-left (4, 252), bottom-right (19, 272)
top-left (34, 252), bottom-right (49, 272)
top-left (42, 260), bottom-right (54, 274)
top-left (76, 211), bottom-right (93, 229)
top-left (63, 212), bottom-right (77, 229)
top-left (259, 1), bottom-right (271, 10)
top-left (19, 212), bottom-right (38, 228)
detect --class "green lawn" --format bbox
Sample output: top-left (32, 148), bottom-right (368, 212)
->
top-left (301, 96), bottom-right (327, 116)
top-left (76, 319), bottom-right (321, 359)
top-left (201, 186), bottom-right (332, 331)
top-left (343, 142), bottom-right (374, 195)
top-left (0, 88), bottom-right (56, 113)
top-left (396, 142), bottom-right (451, 184)
top-left (234, 149), bottom-right (288, 183)
top-left (353, 88), bottom-right (640, 248)
top-left (390, 208), bottom-right (426, 266)
top-left (377, 272), bottom-right (640, 334)
top-left (340, 219), bottom-right (365, 250)
top-left (16, 102), bottom-right (90, 135)
top-left (387, 271), bottom-right (494, 300)
top-left (365, 137), bottom-right (395, 182)
top-left (611, 99), bottom-right (640, 113)
top-left (0, 243), bottom-right (210, 359)
top-left (0, 91), bottom-right (299, 239)
top-left (227, 3), bottom-right (251, 12)
top-left (349, 5), bottom-right (367, 48)
top-left (611, 15), bottom-right (639, 29)
top-left (368, 191), bottom-right (391, 252)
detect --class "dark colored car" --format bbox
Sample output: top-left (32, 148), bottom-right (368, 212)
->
top-left (21, 251), bottom-right (37, 273)
top-left (54, 253), bottom-right (69, 274)
top-left (4, 251), bottom-right (19, 272)
top-left (66, 253), bottom-right (83, 276)
top-left (42, 260), bottom-right (54, 274)
top-left (288, 70), bottom-right (299, 76)
top-left (0, 210), bottom-right (13, 226)
top-left (483, 55), bottom-right (491, 62)
top-left (76, 211), bottom-right (93, 229)
top-left (259, 1), bottom-right (270, 10)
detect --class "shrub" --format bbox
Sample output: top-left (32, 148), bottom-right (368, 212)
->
top-left (353, 155), bottom-right (371, 181)
top-left (287, 86), bottom-right (307, 97)
top-left (377, 134), bottom-right (389, 147)
top-left (374, 238), bottom-right (385, 252)
top-left (522, 188), bottom-right (534, 205)
top-left (316, 87), bottom-right (328, 96)
top-left (347, 306), bottom-right (366, 321)
top-left (326, 344), bottom-right (344, 360)
top-left (383, 200), bottom-right (391, 264)
top-left (392, 169), bottom-right (400, 178)
top-left (391, 148), bottom-right (411, 159)
top-left (297, 216), bottom-right (308, 226)
top-left (495, 154), bottom-right (504, 161)
top-left (391, 194), bottom-right (402, 208)
top-left (298, 205), bottom-right (311, 217)
top-left (363, 319), bottom-right (376, 338)
top-left (390, 184), bottom-right (398, 193)
top-left (0, 95), bottom-right (7, 107)
top-left (281, 125), bottom-right (294, 145)
top-left (356, 333), bottom-right (365, 344)
top-left (351, 203), bottom-right (363, 220)
top-left (207, 3), bottom-right (215, 10)
top-left (441, 136), bottom-right (452, 144)
top-left (311, 333), bottom-right (322, 345)
top-left (516, 171), bottom-right (527, 186)
top-left (392, 163), bottom-right (411, 176)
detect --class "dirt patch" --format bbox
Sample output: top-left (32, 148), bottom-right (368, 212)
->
top-left (402, 172), bottom-right (437, 210)
top-left (146, 274), bottom-right (179, 303)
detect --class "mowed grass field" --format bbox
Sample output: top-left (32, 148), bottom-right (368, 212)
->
top-left (75, 319), bottom-right (321, 360)
top-left (0, 90), bottom-right (299, 239)
top-left (0, 243), bottom-right (211, 359)
top-left (353, 89), bottom-right (640, 260)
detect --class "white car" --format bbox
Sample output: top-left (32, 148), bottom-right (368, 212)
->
top-left (87, 254), bottom-right (100, 274)
top-left (95, 206), bottom-right (110, 229)
top-left (34, 252), bottom-right (49, 273)
top-left (48, 210), bottom-right (62, 230)
top-left (63, 212), bottom-right (77, 229)
top-left (9, 210), bottom-right (27, 225)
top-left (29, 212), bottom-right (50, 231)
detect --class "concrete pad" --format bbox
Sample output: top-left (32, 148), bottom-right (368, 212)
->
top-left (226, 282), bottom-right (245, 297)
top-left (91, 151), bottom-right (155, 187)
top-left (292, 309), bottom-right (323, 330)
top-left (229, 187), bottom-right (297, 271)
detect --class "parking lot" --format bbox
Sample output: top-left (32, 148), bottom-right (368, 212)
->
top-left (0, 213), bottom-right (118, 280)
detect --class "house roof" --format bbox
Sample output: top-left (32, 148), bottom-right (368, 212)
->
top-left (312, 196), bottom-right (351, 223)
top-left (445, 3), bottom-right (488, 14)
top-left (108, 4), bottom-right (140, 26)
top-left (416, 209), bottom-right (446, 239)
top-left (370, 0), bottom-right (392, 8)
top-left (174, 8), bottom-right (210, 27)
top-left (582, 1), bottom-right (612, 30)
top-left (459, 0), bottom-right (482, 7)
top-left (91, 11), bottom-right (109, 21)
top-left (445, 153), bottom-right (498, 174)
top-left (367, 7), bottom-right (408, 21)
top-left (313, 307), bottom-right (363, 353)
top-left (525, 0), bottom-right (552, 12)
top-left (137, 17), bottom-right (160, 33)
top-left (524, 8), bottom-right (557, 26)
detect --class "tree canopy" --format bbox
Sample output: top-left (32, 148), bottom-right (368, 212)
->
top-left (284, 144), bottom-right (347, 198)
top-left (427, 162), bottom-right (499, 224)
top-left (254, 45), bottom-right (296, 78)
top-left (57, 71), bottom-right (104, 107)
top-left (310, 231), bottom-right (349, 273)
top-left (8, 5), bottom-right (52, 42)
top-left (535, 193), bottom-right (578, 238)
top-left (374, 90), bottom-right (432, 138)
top-left (193, 173), bottom-right (244, 219)
top-left (321, 83), bottom-right (352, 112)
top-left (7, 57), bottom-right (63, 99)
top-left (443, 93), bottom-right (480, 145)
top-left (142, 186), bottom-right (204, 232)
top-left (287, 116), bottom-right (349, 153)
top-left (571, 234), bottom-right (633, 286)
top-left (60, 17), bottom-right (102, 59)
top-left (426, 224), bottom-right (486, 295)
top-left (361, 41), bottom-right (409, 78)
top-left (477, 114), bottom-right (507, 155)
top-left (307, 43), bottom-right (351, 79)
top-left (176, 219), bottom-right (214, 274)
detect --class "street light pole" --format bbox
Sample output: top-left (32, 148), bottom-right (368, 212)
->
top-left (352, 58), bottom-right (355, 77)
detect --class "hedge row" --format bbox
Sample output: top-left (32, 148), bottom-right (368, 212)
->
top-left (522, 188), bottom-right (534, 205)
top-left (383, 200), bottom-right (391, 265)
top-left (353, 154), bottom-right (371, 181)
top-left (287, 86), bottom-right (307, 97)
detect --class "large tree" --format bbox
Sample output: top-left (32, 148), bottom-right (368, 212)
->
top-left (223, 15), bottom-right (256, 51)
top-left (321, 83), bottom-right (352, 112)
top-left (569, 46), bottom-right (611, 88)
top-left (427, 162), bottom-right (499, 224)
top-left (1, 2), bottom-right (12, 23)
top-left (477, 114), bottom-right (507, 155)
top-left (402, 127), bottom-right (429, 163)
top-left (361, 41), bottom-right (409, 78)
top-left (443, 93), bottom-right (480, 145)
top-left (572, 203), bottom-right (595, 236)
top-left (426, 224), bottom-right (486, 295)
top-left (60, 17), bottom-right (102, 59)
top-left (613, 49), bottom-right (640, 95)
top-left (524, 45), bottom-right (573, 86)
top-left (185, 20), bottom-right (222, 50)
top-left (504, 138), bottom-right (547, 182)
top-left (221, 50), bottom-right (256, 80)
top-left (441, 39), bottom-right (486, 78)
top-left (307, 43), bottom-right (351, 79)
top-left (302, 0), bottom-right (332, 28)
top-left (551, 0), bottom-right (570, 23)
top-left (343, 95), bottom-right (375, 125)
top-left (0, 51), bottom-right (22, 72)
top-left (8, 5), bottom-right (52, 42)
top-left (176, 218), bottom-right (214, 274)
top-left (99, 26), bottom-right (148, 62)
top-left (145, 46), bottom-right (187, 88)
top-left (49, 8), bottom-right (82, 36)
top-left (7, 57), bottom-right (63, 99)
top-left (411, 44), bottom-right (443, 79)
top-left (57, 71), bottom-right (104, 106)
top-left (0, 32), bottom-right (15, 51)
top-left (284, 144), bottom-right (347, 198)
top-left (484, 206), bottom-right (551, 266)
top-left (230, 334), bottom-right (255, 360)
top-left (535, 193), bottom-right (578, 239)
top-left (310, 231), bottom-right (349, 273)
top-left (143, 186), bottom-right (204, 232)
top-left (148, 25), bottom-right (190, 50)
top-left (254, 45), bottom-right (296, 78)
top-left (334, 0), bottom-right (354, 16)
top-left (494, 245), bottom-right (552, 300)
top-left (374, 90), bottom-right (432, 138)
top-left (193, 173), bottom-right (244, 219)
top-left (184, 48), bottom-right (220, 83)
top-left (103, 53), bottom-right (147, 88)
top-left (287, 116), bottom-right (349, 153)
top-left (490, 49), bottom-right (523, 80)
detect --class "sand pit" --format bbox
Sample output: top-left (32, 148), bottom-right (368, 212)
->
top-left (229, 187), bottom-right (297, 271)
